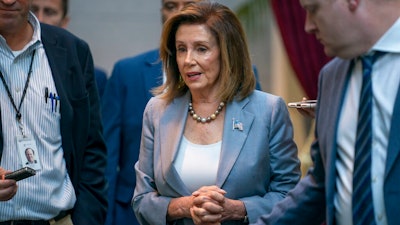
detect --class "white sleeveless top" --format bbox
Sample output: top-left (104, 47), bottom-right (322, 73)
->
top-left (173, 136), bottom-right (222, 193)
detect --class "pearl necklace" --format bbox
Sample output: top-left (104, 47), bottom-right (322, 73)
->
top-left (188, 101), bottom-right (225, 123)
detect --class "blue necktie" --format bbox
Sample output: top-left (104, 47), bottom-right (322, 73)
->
top-left (352, 52), bottom-right (384, 225)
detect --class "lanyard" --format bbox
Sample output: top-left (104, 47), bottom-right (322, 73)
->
top-left (0, 49), bottom-right (36, 136)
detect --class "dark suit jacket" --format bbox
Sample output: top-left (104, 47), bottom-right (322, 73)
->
top-left (1, 23), bottom-right (106, 225)
top-left (103, 49), bottom-right (162, 225)
top-left (94, 67), bottom-right (108, 98)
top-left (254, 57), bottom-right (400, 225)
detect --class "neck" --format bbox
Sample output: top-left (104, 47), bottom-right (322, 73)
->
top-left (190, 88), bottom-right (223, 104)
top-left (3, 21), bottom-right (34, 51)
top-left (190, 94), bottom-right (220, 105)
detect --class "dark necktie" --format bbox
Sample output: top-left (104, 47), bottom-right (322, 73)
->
top-left (352, 51), bottom-right (384, 225)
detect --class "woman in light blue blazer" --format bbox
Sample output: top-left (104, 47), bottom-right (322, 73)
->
top-left (132, 2), bottom-right (301, 225)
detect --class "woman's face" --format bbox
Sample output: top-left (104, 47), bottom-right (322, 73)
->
top-left (175, 23), bottom-right (221, 96)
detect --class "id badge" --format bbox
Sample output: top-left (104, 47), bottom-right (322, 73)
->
top-left (16, 135), bottom-right (42, 170)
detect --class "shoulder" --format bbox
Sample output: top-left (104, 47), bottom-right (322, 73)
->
top-left (114, 49), bottom-right (160, 68)
top-left (95, 67), bottom-right (107, 78)
top-left (247, 90), bottom-right (285, 106)
top-left (146, 95), bottom-right (164, 110)
top-left (143, 96), bottom-right (170, 122)
top-left (320, 57), bottom-right (350, 79)
top-left (235, 90), bottom-right (288, 117)
top-left (146, 95), bottom-right (170, 111)
top-left (40, 23), bottom-right (89, 49)
top-left (110, 49), bottom-right (162, 83)
top-left (145, 93), bottom-right (188, 115)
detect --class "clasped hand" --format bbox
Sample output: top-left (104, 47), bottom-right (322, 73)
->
top-left (190, 185), bottom-right (245, 225)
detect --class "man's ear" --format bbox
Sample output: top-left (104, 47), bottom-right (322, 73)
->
top-left (60, 16), bottom-right (70, 29)
top-left (348, 0), bottom-right (359, 11)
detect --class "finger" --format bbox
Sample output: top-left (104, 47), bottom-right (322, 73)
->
top-left (201, 201), bottom-right (224, 214)
top-left (0, 168), bottom-right (12, 179)
top-left (193, 194), bottom-right (222, 207)
top-left (193, 190), bottom-right (225, 204)
top-left (190, 207), bottom-right (203, 225)
top-left (191, 206), bottom-right (222, 224)
top-left (0, 167), bottom-right (7, 175)
top-left (193, 185), bottom-right (226, 196)
top-left (0, 181), bottom-right (18, 201)
top-left (297, 108), bottom-right (315, 118)
top-left (199, 213), bottom-right (222, 223)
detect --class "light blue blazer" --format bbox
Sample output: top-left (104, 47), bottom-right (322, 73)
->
top-left (255, 58), bottom-right (400, 225)
top-left (133, 90), bottom-right (301, 225)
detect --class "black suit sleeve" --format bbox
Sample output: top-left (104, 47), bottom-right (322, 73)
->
top-left (71, 39), bottom-right (108, 225)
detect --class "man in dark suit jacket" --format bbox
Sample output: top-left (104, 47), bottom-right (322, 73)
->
top-left (254, 0), bottom-right (400, 225)
top-left (0, 3), bottom-right (107, 225)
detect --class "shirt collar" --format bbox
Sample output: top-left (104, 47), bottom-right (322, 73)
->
top-left (28, 11), bottom-right (42, 45)
top-left (371, 16), bottom-right (400, 54)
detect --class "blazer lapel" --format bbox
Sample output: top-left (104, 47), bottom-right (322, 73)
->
top-left (216, 97), bottom-right (254, 187)
top-left (160, 93), bottom-right (191, 195)
top-left (323, 59), bottom-right (353, 219)
top-left (41, 31), bottom-right (70, 115)
top-left (328, 60), bottom-right (352, 170)
top-left (385, 81), bottom-right (400, 177)
top-left (41, 30), bottom-right (74, 167)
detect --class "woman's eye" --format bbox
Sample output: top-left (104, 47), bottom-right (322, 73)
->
top-left (197, 47), bottom-right (207, 53)
top-left (176, 47), bottom-right (186, 52)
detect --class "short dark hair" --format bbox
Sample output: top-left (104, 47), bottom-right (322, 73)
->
top-left (156, 1), bottom-right (255, 103)
top-left (61, 0), bottom-right (69, 18)
top-left (25, 148), bottom-right (35, 154)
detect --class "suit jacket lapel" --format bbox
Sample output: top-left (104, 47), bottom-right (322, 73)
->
top-left (322, 59), bottom-right (352, 217)
top-left (160, 93), bottom-right (191, 195)
top-left (385, 81), bottom-right (400, 177)
top-left (41, 30), bottom-right (74, 167)
top-left (41, 31), bottom-right (70, 115)
top-left (216, 97), bottom-right (254, 187)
